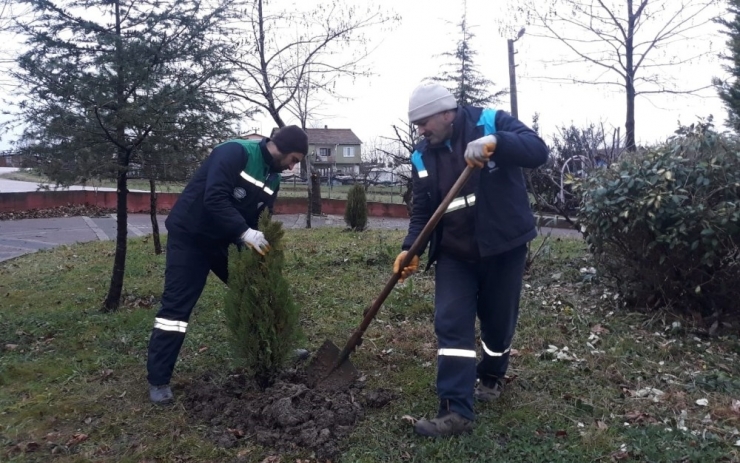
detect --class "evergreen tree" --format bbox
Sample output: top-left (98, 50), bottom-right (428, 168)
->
top-left (224, 211), bottom-right (302, 389)
top-left (9, 0), bottom-right (236, 311)
top-left (716, 0), bottom-right (740, 133)
top-left (432, 1), bottom-right (506, 107)
top-left (344, 183), bottom-right (368, 231)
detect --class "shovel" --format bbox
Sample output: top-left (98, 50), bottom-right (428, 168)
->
top-left (307, 161), bottom-right (480, 389)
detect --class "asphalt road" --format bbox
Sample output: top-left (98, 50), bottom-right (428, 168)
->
top-left (0, 212), bottom-right (581, 263)
top-left (0, 167), bottom-right (581, 262)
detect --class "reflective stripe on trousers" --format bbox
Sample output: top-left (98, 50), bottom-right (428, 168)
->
top-left (153, 317), bottom-right (188, 333)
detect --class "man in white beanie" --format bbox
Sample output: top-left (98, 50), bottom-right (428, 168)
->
top-left (394, 82), bottom-right (548, 437)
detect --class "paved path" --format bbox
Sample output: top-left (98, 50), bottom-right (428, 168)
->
top-left (0, 213), bottom-right (581, 263)
top-left (0, 167), bottom-right (145, 193)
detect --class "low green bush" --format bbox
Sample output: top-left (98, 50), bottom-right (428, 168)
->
top-left (344, 183), bottom-right (368, 231)
top-left (578, 121), bottom-right (740, 323)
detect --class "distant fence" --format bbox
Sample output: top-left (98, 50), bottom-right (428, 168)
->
top-left (0, 190), bottom-right (576, 230)
top-left (0, 190), bottom-right (410, 218)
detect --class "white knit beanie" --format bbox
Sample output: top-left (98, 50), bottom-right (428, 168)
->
top-left (408, 82), bottom-right (458, 123)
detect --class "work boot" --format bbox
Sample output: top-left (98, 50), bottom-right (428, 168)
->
top-left (474, 377), bottom-right (505, 402)
top-left (149, 384), bottom-right (174, 405)
top-left (414, 411), bottom-right (474, 437)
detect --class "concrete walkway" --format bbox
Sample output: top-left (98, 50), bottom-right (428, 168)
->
top-left (0, 212), bottom-right (580, 263)
top-left (0, 167), bottom-right (146, 193)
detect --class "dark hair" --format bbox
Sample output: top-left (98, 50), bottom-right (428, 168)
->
top-left (271, 125), bottom-right (308, 156)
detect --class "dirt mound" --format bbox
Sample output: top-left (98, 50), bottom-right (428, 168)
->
top-left (182, 369), bottom-right (395, 462)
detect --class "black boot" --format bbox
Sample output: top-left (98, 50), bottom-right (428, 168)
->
top-left (149, 384), bottom-right (174, 405)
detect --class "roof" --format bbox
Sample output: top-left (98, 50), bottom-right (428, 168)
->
top-left (269, 126), bottom-right (362, 145)
top-left (305, 128), bottom-right (362, 145)
top-left (242, 132), bottom-right (267, 140)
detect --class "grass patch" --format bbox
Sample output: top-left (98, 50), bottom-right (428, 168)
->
top-left (0, 169), bottom-right (186, 193)
top-left (1, 231), bottom-right (739, 462)
top-left (0, 169), bottom-right (408, 202)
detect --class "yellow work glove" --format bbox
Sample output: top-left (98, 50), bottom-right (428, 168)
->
top-left (464, 135), bottom-right (497, 168)
top-left (393, 251), bottom-right (419, 283)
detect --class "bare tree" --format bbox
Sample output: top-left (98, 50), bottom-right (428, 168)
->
top-left (378, 121), bottom-right (418, 213)
top-left (505, 0), bottom-right (722, 151)
top-left (528, 120), bottom-right (625, 225)
top-left (0, 1), bottom-right (29, 92)
top-left (220, 0), bottom-right (396, 226)
top-left (361, 137), bottom-right (391, 166)
top-left (221, 0), bottom-right (396, 127)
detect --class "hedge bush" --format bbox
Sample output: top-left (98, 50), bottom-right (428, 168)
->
top-left (577, 121), bottom-right (740, 323)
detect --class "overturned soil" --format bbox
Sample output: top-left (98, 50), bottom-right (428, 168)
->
top-left (182, 368), bottom-right (396, 462)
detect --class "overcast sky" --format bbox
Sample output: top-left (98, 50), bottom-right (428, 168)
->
top-left (261, 0), bottom-right (730, 150)
top-left (0, 0), bottom-right (731, 151)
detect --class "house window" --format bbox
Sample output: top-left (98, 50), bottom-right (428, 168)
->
top-left (319, 147), bottom-right (330, 156)
top-left (343, 146), bottom-right (355, 158)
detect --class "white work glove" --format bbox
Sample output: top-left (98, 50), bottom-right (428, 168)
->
top-left (241, 228), bottom-right (270, 255)
top-left (464, 135), bottom-right (497, 168)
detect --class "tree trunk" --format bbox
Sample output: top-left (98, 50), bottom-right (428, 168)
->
top-left (149, 178), bottom-right (162, 255)
top-left (402, 180), bottom-right (413, 216)
top-left (625, 77), bottom-right (636, 152)
top-left (625, 2), bottom-right (637, 152)
top-left (103, 152), bottom-right (129, 312)
top-left (310, 173), bottom-right (322, 215)
top-left (311, 174), bottom-right (321, 212)
top-left (103, 0), bottom-right (127, 313)
top-left (304, 155), bottom-right (311, 228)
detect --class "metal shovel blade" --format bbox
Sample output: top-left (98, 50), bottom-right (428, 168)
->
top-left (306, 339), bottom-right (358, 390)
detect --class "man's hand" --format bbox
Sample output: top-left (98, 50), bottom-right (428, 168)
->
top-left (393, 251), bottom-right (419, 283)
top-left (241, 228), bottom-right (270, 255)
top-left (464, 135), bottom-right (497, 168)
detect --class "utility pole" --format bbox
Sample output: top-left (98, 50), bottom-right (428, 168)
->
top-left (507, 27), bottom-right (526, 120)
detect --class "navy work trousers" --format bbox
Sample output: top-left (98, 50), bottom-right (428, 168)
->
top-left (146, 232), bottom-right (229, 386)
top-left (433, 244), bottom-right (527, 420)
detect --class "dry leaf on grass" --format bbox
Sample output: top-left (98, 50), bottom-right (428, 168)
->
top-left (227, 428), bottom-right (245, 438)
top-left (66, 433), bottom-right (88, 446)
top-left (731, 399), bottom-right (740, 414)
top-left (590, 324), bottom-right (610, 335)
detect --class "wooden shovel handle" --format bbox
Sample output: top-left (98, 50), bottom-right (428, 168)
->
top-left (334, 164), bottom-right (476, 365)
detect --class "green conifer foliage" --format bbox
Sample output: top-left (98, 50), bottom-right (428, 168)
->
top-left (716, 0), bottom-right (740, 133)
top-left (344, 184), bottom-right (368, 231)
top-left (224, 211), bottom-right (302, 388)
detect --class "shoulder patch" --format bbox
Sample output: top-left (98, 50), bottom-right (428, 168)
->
top-left (411, 150), bottom-right (428, 178)
top-left (476, 108), bottom-right (498, 136)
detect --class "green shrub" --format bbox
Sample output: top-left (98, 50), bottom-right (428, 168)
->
top-left (224, 210), bottom-right (302, 388)
top-left (344, 183), bottom-right (368, 231)
top-left (577, 121), bottom-right (740, 322)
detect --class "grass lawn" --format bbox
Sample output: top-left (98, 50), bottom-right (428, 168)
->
top-left (0, 170), bottom-right (187, 193)
top-left (1, 230), bottom-right (739, 462)
top-left (0, 170), bottom-right (407, 203)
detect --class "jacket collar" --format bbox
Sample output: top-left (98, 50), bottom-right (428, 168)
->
top-left (259, 138), bottom-right (278, 172)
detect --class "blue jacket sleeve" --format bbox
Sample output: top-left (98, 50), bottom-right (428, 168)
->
top-left (203, 142), bottom-right (250, 240)
top-left (401, 163), bottom-right (432, 254)
top-left (490, 111), bottom-right (549, 169)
